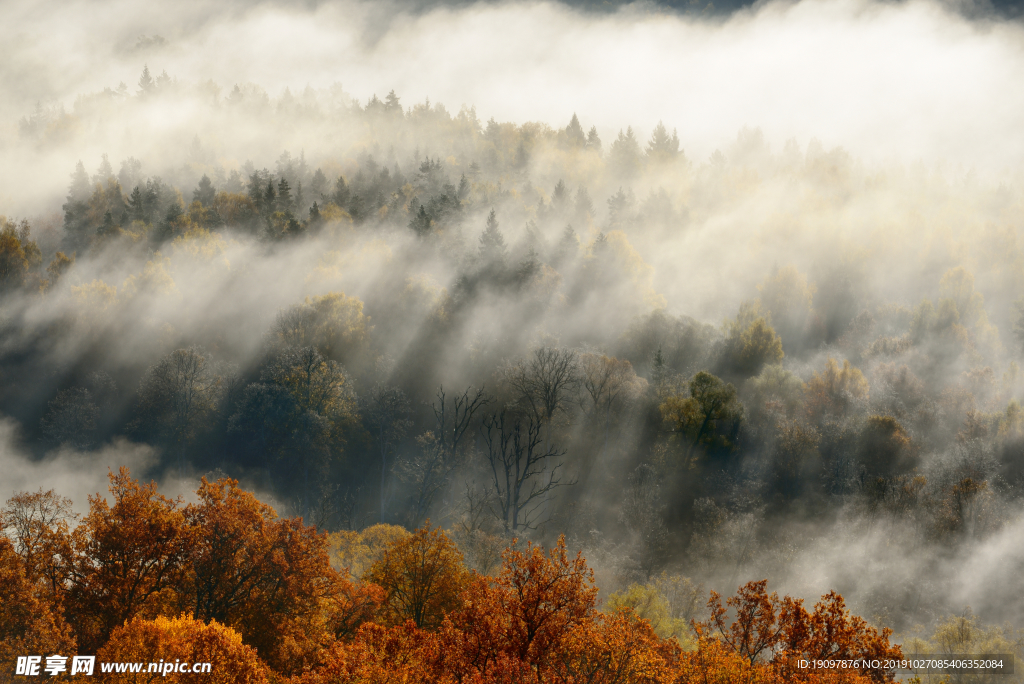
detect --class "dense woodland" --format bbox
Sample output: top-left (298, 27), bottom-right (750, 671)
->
top-left (3, 67), bottom-right (1024, 674)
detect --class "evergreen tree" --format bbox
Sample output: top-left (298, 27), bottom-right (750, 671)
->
top-left (331, 175), bottom-right (349, 208)
top-left (93, 154), bottom-right (114, 184)
top-left (610, 127), bottom-right (642, 178)
top-left (409, 204), bottom-right (431, 236)
top-left (566, 113), bottom-right (586, 148)
top-left (277, 178), bottom-right (293, 215)
top-left (587, 126), bottom-right (602, 152)
top-left (574, 186), bottom-right (594, 226)
top-left (554, 224), bottom-right (578, 265)
top-left (264, 181), bottom-right (277, 214)
top-left (62, 161), bottom-right (93, 247)
top-left (646, 121), bottom-right (680, 163)
top-left (457, 174), bottom-right (470, 200)
top-left (607, 187), bottom-right (635, 230)
top-left (479, 209), bottom-right (507, 263)
top-left (138, 65), bottom-right (155, 96)
top-left (193, 174), bottom-right (216, 207)
top-left (128, 186), bottom-right (145, 222)
top-left (310, 168), bottom-right (327, 199)
top-left (552, 179), bottom-right (568, 211)
top-left (98, 211), bottom-right (116, 237)
top-left (384, 90), bottom-right (402, 114)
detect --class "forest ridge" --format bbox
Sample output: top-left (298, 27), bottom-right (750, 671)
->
top-left (2, 70), bottom-right (1024, 657)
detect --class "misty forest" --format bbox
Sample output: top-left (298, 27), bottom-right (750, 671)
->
top-left (4, 0), bottom-right (1024, 681)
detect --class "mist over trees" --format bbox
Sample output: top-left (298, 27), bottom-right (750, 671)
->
top-left (3, 67), bottom-right (1024, 660)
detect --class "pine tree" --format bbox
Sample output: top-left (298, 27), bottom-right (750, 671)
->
top-left (479, 209), bottom-right (507, 263)
top-left (409, 204), bottom-right (431, 236)
top-left (310, 168), bottom-right (327, 199)
top-left (457, 174), bottom-right (470, 200)
top-left (138, 65), bottom-right (155, 96)
top-left (277, 178), bottom-right (293, 215)
top-left (264, 181), bottom-right (276, 214)
top-left (384, 90), bottom-right (402, 114)
top-left (332, 175), bottom-right (349, 208)
top-left (62, 161), bottom-right (93, 249)
top-left (574, 186), bottom-right (594, 225)
top-left (128, 186), bottom-right (145, 222)
top-left (587, 126), bottom-right (602, 152)
top-left (552, 180), bottom-right (568, 210)
top-left (94, 154), bottom-right (114, 184)
top-left (566, 113), bottom-right (586, 148)
top-left (646, 121), bottom-right (680, 164)
top-left (610, 127), bottom-right (642, 178)
top-left (192, 174), bottom-right (216, 207)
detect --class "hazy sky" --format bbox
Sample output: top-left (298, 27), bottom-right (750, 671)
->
top-left (3, 0), bottom-right (1024, 184)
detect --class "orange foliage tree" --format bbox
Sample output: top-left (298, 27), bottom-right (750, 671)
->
top-left (0, 488), bottom-right (77, 608)
top-left (697, 580), bottom-right (902, 684)
top-left (0, 536), bottom-right (76, 671)
top-left (182, 476), bottom-right (367, 675)
top-left (96, 614), bottom-right (267, 684)
top-left (67, 468), bottom-right (190, 653)
top-left (364, 523), bottom-right (469, 630)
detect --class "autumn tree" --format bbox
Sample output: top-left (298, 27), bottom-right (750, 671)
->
top-left (698, 580), bottom-right (902, 683)
top-left (660, 371), bottom-right (744, 460)
top-left (0, 489), bottom-right (77, 606)
top-left (363, 524), bottom-right (469, 630)
top-left (272, 292), bottom-right (369, 365)
top-left (0, 217), bottom-right (41, 291)
top-left (181, 477), bottom-right (352, 671)
top-left (66, 468), bottom-right (190, 653)
top-left (96, 615), bottom-right (268, 684)
top-left (805, 357), bottom-right (869, 425)
top-left (719, 301), bottom-right (784, 378)
top-left (328, 524), bottom-right (411, 578)
top-left (441, 536), bottom-right (599, 680)
top-left (0, 537), bottom-right (76, 673)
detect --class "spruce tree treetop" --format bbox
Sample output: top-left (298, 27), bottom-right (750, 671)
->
top-left (566, 113), bottom-right (585, 148)
top-left (138, 65), bottom-right (155, 96)
top-left (479, 208), bottom-right (507, 263)
top-left (193, 174), bottom-right (216, 207)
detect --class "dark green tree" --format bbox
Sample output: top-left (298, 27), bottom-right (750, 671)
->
top-left (192, 174), bottom-right (216, 207)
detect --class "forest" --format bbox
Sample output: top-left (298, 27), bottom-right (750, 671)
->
top-left (2, 33), bottom-right (1024, 680)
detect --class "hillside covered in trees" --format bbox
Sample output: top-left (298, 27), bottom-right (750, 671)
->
top-left (3, 54), bottom-right (1024, 677)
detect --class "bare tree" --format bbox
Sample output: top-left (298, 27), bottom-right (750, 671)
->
top-left (482, 410), bottom-right (576, 533)
top-left (500, 346), bottom-right (582, 426)
top-left (397, 386), bottom-right (488, 525)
